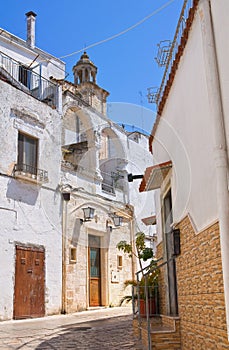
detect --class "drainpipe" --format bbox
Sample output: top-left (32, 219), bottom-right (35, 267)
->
top-left (130, 219), bottom-right (136, 281)
top-left (199, 0), bottom-right (229, 338)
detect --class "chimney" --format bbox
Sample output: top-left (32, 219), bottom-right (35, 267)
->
top-left (25, 11), bottom-right (37, 48)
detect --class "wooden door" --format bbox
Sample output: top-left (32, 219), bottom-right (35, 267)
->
top-left (14, 245), bottom-right (45, 319)
top-left (88, 235), bottom-right (101, 306)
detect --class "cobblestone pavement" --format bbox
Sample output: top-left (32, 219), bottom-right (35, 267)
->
top-left (0, 307), bottom-right (144, 350)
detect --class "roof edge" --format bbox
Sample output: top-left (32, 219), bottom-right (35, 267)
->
top-left (149, 0), bottom-right (199, 153)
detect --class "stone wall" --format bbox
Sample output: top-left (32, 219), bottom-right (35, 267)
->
top-left (154, 216), bottom-right (228, 348)
top-left (176, 216), bottom-right (228, 349)
top-left (156, 241), bottom-right (167, 315)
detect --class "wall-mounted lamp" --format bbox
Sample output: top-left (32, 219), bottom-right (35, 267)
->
top-left (82, 207), bottom-right (95, 222)
top-left (113, 215), bottom-right (122, 227)
top-left (172, 228), bottom-right (181, 256)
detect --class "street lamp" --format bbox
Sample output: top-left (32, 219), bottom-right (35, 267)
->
top-left (113, 215), bottom-right (122, 227)
top-left (82, 207), bottom-right (95, 221)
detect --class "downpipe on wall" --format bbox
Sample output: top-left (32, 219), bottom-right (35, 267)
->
top-left (199, 0), bottom-right (229, 339)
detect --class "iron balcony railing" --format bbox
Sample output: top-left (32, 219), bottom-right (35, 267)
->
top-left (148, 0), bottom-right (196, 107)
top-left (101, 171), bottom-right (115, 194)
top-left (101, 170), bottom-right (124, 194)
top-left (0, 51), bottom-right (59, 108)
top-left (14, 163), bottom-right (48, 184)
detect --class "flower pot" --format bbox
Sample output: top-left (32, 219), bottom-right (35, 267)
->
top-left (139, 298), bottom-right (156, 317)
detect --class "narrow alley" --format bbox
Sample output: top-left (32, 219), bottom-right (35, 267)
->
top-left (0, 307), bottom-right (143, 350)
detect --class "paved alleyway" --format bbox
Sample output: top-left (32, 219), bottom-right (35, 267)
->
top-left (0, 307), bottom-right (144, 350)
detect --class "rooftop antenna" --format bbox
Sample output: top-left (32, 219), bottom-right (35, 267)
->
top-left (139, 91), bottom-right (144, 131)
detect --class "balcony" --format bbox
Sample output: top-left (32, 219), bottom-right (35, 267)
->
top-left (0, 51), bottom-right (59, 109)
top-left (101, 170), bottom-right (124, 194)
top-left (14, 164), bottom-right (48, 185)
top-left (62, 141), bottom-right (88, 171)
top-left (101, 174), bottom-right (115, 194)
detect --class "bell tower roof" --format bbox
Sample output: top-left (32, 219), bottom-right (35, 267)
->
top-left (77, 52), bottom-right (94, 65)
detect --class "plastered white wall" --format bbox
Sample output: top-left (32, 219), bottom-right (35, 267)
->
top-left (0, 32), bottom-right (65, 80)
top-left (126, 133), bottom-right (155, 236)
top-left (0, 79), bottom-right (62, 320)
top-left (152, 9), bottom-right (219, 241)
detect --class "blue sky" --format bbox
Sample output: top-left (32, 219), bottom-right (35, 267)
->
top-left (1, 0), bottom-right (183, 132)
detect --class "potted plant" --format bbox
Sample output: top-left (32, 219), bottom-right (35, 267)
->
top-left (117, 232), bottom-right (159, 316)
top-left (138, 268), bottom-right (159, 316)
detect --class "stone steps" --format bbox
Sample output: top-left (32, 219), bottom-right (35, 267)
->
top-left (151, 315), bottom-right (181, 350)
top-left (133, 315), bottom-right (181, 350)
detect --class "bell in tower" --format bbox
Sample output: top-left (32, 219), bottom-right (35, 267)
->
top-left (73, 52), bottom-right (97, 85)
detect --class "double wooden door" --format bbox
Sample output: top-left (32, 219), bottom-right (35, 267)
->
top-left (14, 245), bottom-right (45, 319)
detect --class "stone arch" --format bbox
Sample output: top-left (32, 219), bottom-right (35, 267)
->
top-left (62, 102), bottom-right (100, 175)
top-left (99, 127), bottom-right (127, 193)
top-left (99, 127), bottom-right (126, 162)
top-left (62, 102), bottom-right (95, 147)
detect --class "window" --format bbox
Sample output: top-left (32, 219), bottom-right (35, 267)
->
top-left (117, 255), bottom-right (123, 269)
top-left (70, 247), bottom-right (77, 263)
top-left (19, 65), bottom-right (31, 88)
top-left (18, 132), bottom-right (38, 175)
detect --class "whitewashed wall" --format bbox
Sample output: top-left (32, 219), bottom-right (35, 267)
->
top-left (0, 79), bottom-right (62, 320)
top-left (152, 7), bottom-right (220, 242)
top-left (126, 133), bottom-right (155, 237)
top-left (0, 30), bottom-right (65, 80)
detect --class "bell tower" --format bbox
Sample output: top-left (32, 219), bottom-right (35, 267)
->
top-left (72, 52), bottom-right (109, 115)
top-left (73, 52), bottom-right (97, 85)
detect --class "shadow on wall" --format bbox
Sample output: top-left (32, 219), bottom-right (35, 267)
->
top-left (72, 218), bottom-right (83, 246)
top-left (6, 178), bottom-right (39, 205)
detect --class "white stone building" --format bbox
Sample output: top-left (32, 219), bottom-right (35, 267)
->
top-left (58, 52), bottom-right (154, 311)
top-left (0, 12), bottom-right (65, 320)
top-left (0, 13), bottom-right (155, 319)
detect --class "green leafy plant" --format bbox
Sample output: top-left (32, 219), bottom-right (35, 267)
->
top-left (117, 232), bottom-right (154, 272)
top-left (117, 232), bottom-right (159, 305)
